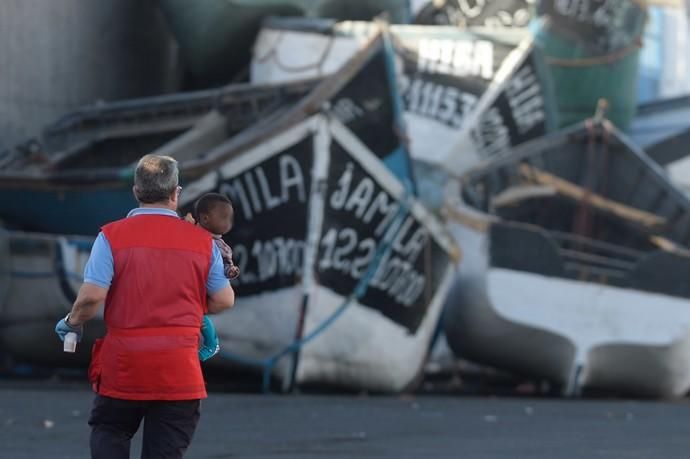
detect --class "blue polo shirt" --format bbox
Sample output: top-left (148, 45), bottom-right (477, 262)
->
top-left (83, 207), bottom-right (230, 294)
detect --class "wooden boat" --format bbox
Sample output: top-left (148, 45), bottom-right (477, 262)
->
top-left (442, 118), bottom-right (690, 398)
top-left (1, 29), bottom-right (460, 393)
top-left (177, 30), bottom-right (459, 392)
top-left (0, 80), bottom-right (315, 235)
top-left (251, 18), bottom-right (558, 178)
top-left (183, 113), bottom-right (459, 392)
top-left (249, 17), bottom-right (558, 373)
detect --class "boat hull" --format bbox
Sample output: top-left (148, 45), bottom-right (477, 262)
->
top-left (182, 113), bottom-right (458, 392)
top-left (0, 230), bottom-right (101, 367)
top-left (444, 212), bottom-right (690, 398)
top-left (0, 188), bottom-right (134, 235)
top-left (0, 80), bottom-right (314, 235)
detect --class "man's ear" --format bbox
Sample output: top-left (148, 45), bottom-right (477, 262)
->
top-left (132, 185), bottom-right (138, 201)
top-left (170, 189), bottom-right (178, 205)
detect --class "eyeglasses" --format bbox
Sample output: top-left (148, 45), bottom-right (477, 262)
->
top-left (176, 186), bottom-right (182, 196)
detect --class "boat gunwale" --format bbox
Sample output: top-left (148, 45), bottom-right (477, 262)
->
top-left (460, 119), bottom-right (690, 213)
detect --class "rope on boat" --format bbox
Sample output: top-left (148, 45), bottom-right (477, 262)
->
top-left (545, 36), bottom-right (644, 67)
top-left (217, 195), bottom-right (413, 393)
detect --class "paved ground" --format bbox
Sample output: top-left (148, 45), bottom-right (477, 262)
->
top-left (1, 383), bottom-right (690, 458)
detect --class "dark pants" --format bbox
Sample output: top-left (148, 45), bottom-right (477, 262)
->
top-left (88, 394), bottom-right (200, 459)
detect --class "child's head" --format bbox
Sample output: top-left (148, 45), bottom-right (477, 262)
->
top-left (194, 193), bottom-right (234, 235)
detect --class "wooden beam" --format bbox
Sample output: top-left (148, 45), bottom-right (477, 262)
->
top-left (153, 110), bottom-right (228, 162)
top-left (491, 184), bottom-right (557, 208)
top-left (518, 164), bottom-right (666, 229)
top-left (650, 235), bottom-right (690, 257)
top-left (442, 204), bottom-right (495, 233)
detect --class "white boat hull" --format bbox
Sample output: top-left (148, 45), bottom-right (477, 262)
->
top-left (184, 112), bottom-right (458, 393)
top-left (444, 216), bottom-right (690, 398)
top-left (0, 230), bottom-right (100, 366)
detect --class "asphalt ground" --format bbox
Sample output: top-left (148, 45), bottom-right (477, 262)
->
top-left (1, 382), bottom-right (689, 459)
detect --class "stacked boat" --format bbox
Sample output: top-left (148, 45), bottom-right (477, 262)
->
top-left (4, 0), bottom-right (690, 399)
top-left (0, 28), bottom-right (459, 393)
top-left (250, 18), bottom-right (558, 173)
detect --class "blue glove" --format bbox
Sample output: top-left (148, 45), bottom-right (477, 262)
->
top-left (199, 315), bottom-right (220, 362)
top-left (55, 314), bottom-right (83, 342)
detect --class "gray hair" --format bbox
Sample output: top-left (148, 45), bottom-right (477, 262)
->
top-left (133, 154), bottom-right (179, 204)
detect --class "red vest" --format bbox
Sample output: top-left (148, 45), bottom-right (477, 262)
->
top-left (89, 214), bottom-right (212, 400)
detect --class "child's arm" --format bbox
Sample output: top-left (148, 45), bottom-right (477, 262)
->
top-left (217, 239), bottom-right (240, 279)
top-left (223, 258), bottom-right (240, 279)
top-left (199, 315), bottom-right (220, 361)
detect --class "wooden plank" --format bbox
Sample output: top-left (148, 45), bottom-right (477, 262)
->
top-left (518, 164), bottom-right (666, 229)
top-left (491, 184), bottom-right (557, 208)
top-left (153, 111), bottom-right (228, 162)
top-left (442, 204), bottom-right (495, 233)
top-left (649, 235), bottom-right (690, 257)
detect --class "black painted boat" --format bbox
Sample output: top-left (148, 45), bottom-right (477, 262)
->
top-left (250, 17), bottom-right (558, 184)
top-left (178, 29), bottom-right (460, 392)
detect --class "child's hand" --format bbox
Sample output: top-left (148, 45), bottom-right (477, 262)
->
top-left (184, 212), bottom-right (196, 224)
top-left (225, 264), bottom-right (240, 279)
top-left (199, 315), bottom-right (220, 361)
top-left (225, 247), bottom-right (240, 279)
